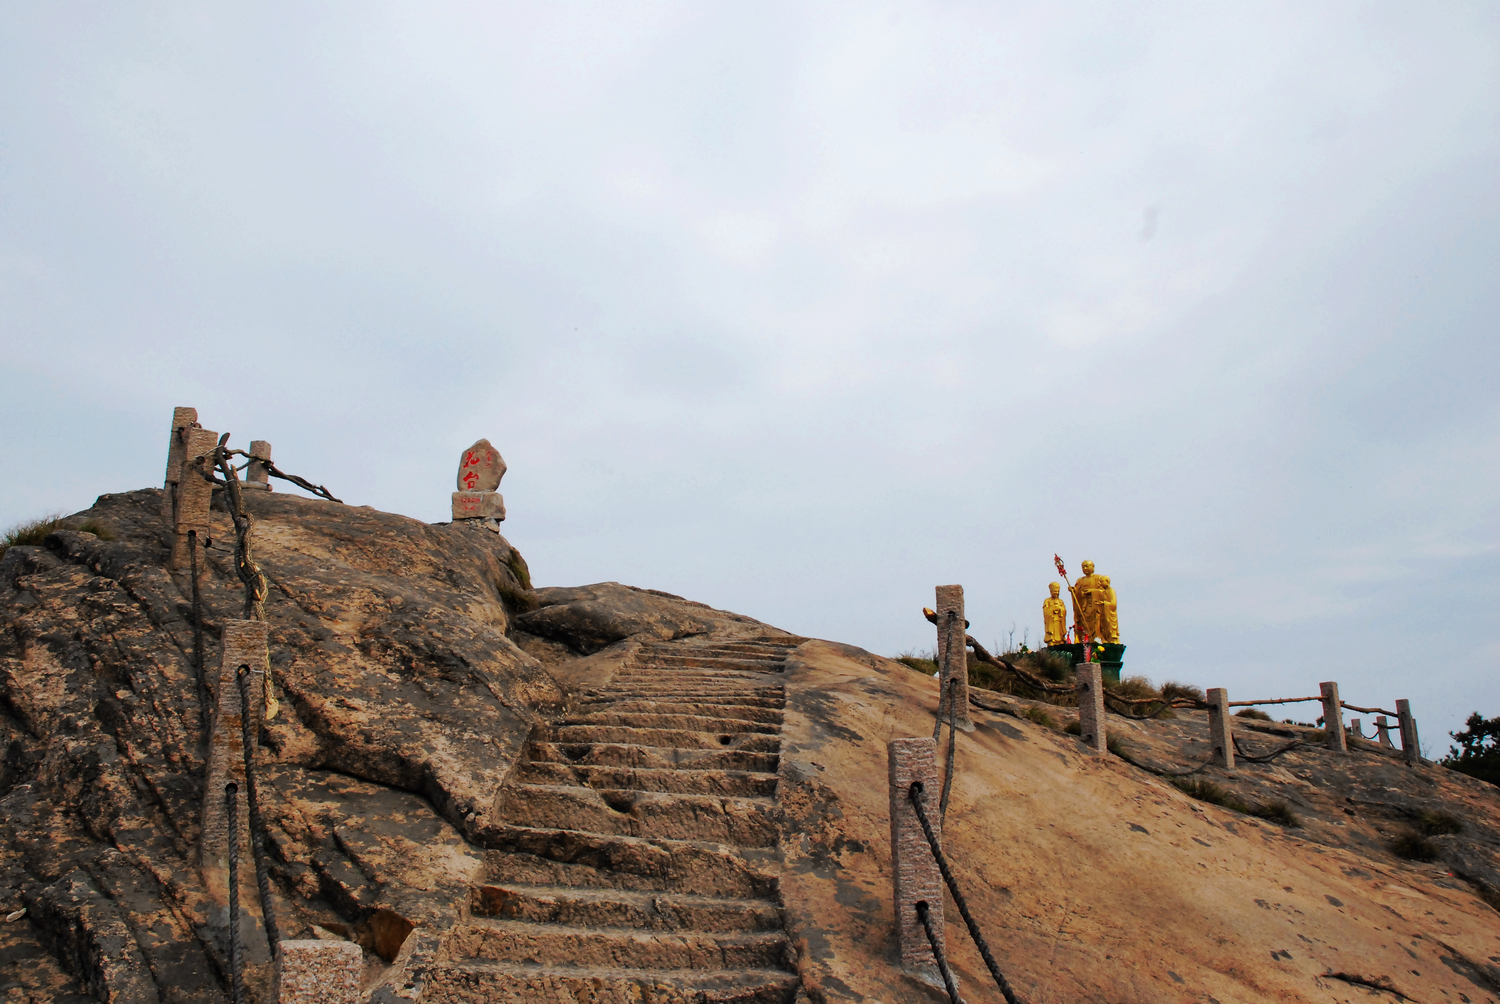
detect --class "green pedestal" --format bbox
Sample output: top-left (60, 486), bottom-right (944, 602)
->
top-left (1044, 643), bottom-right (1126, 685)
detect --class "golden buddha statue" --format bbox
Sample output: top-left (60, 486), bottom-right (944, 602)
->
top-left (1043, 582), bottom-right (1069, 645)
top-left (1072, 560), bottom-right (1103, 642)
top-left (1096, 574), bottom-right (1119, 643)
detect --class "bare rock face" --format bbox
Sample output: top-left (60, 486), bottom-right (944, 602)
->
top-left (515, 583), bottom-right (764, 656)
top-left (0, 488), bottom-right (565, 1002)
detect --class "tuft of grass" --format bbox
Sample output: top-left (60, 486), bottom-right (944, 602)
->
top-left (1417, 810), bottom-right (1463, 836)
top-left (1, 514), bottom-right (114, 562)
top-left (1022, 706), bottom-right (1058, 730)
top-left (1235, 708), bottom-right (1273, 721)
top-left (1249, 800), bottom-right (1302, 828)
top-left (1063, 720), bottom-right (1081, 736)
top-left (1106, 734), bottom-right (1125, 757)
top-left (897, 652), bottom-right (938, 676)
top-left (1390, 830), bottom-right (1439, 862)
top-left (1160, 681), bottom-right (1206, 705)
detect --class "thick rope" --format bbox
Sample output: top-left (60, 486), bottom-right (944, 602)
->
top-left (214, 447), bottom-right (343, 503)
top-left (236, 665), bottom-right (282, 952)
top-left (188, 530), bottom-right (210, 738)
top-left (205, 442), bottom-right (278, 720)
top-left (910, 782), bottom-right (1024, 1004)
top-left (939, 677), bottom-right (957, 821)
top-left (1232, 734), bottom-right (1303, 763)
top-left (225, 782), bottom-right (245, 1004)
top-left (915, 901), bottom-right (960, 1003)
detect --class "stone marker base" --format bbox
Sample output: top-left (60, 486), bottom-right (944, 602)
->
top-left (452, 491), bottom-right (505, 521)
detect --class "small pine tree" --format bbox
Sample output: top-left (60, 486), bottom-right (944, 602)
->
top-left (1442, 713), bottom-right (1500, 786)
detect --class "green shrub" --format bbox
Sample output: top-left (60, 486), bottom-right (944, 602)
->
top-left (1022, 706), bottom-right (1058, 730)
top-left (897, 652), bottom-right (938, 676)
top-left (1235, 708), bottom-right (1272, 721)
top-left (2, 514), bottom-right (64, 557)
top-left (1106, 734), bottom-right (1125, 757)
top-left (1063, 720), bottom-right (1081, 736)
top-left (1442, 713), bottom-right (1500, 787)
top-left (1171, 777), bottom-right (1252, 813)
top-left (1390, 830), bottom-right (1439, 862)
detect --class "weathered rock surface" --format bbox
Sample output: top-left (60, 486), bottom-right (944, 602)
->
top-left (3, 485), bottom-right (1500, 1004)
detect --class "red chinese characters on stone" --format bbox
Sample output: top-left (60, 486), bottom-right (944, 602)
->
top-left (454, 439), bottom-right (506, 493)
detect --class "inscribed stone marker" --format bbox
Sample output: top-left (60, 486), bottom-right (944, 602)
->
top-left (456, 439), bottom-right (506, 493)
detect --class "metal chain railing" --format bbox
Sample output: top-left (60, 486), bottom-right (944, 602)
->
top-left (915, 901), bottom-right (960, 1002)
top-left (225, 782), bottom-right (245, 1004)
top-left (909, 781), bottom-right (1024, 1004)
top-left (236, 664), bottom-right (282, 951)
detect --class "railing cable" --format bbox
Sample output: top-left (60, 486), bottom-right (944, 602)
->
top-left (225, 782), bottom-right (245, 1004)
top-left (915, 901), bottom-right (960, 1003)
top-left (910, 781), bottom-right (1024, 1004)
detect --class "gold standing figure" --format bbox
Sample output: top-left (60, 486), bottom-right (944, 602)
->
top-left (1043, 583), bottom-right (1069, 646)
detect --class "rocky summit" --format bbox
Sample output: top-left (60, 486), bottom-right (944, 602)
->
top-left (2, 488), bottom-right (1499, 1003)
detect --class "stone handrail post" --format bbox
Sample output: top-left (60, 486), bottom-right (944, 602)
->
top-left (1397, 699), bottom-right (1420, 765)
top-left (1207, 688), bottom-right (1235, 770)
top-left (1375, 715), bottom-right (1395, 748)
top-left (1075, 664), bottom-right (1106, 754)
top-left (170, 425), bottom-right (220, 571)
top-left (1319, 682), bottom-right (1347, 753)
top-left (933, 585), bottom-right (973, 732)
top-left (888, 738), bottom-right (946, 980)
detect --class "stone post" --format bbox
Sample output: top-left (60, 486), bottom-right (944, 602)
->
top-left (1397, 699), bottom-right (1420, 765)
top-left (243, 441), bottom-right (272, 491)
top-left (160, 407), bottom-right (199, 523)
top-left (276, 940), bottom-right (363, 1004)
top-left (1350, 718), bottom-right (1361, 743)
top-left (201, 621), bottom-right (272, 981)
top-left (888, 738), bottom-right (949, 985)
top-left (1319, 682), bottom-right (1347, 753)
top-left (171, 427), bottom-right (220, 571)
top-left (1075, 664), bottom-right (1107, 754)
top-left (1375, 715), bottom-right (1395, 748)
top-left (933, 585), bottom-right (973, 732)
top-left (1206, 688), bottom-right (1235, 770)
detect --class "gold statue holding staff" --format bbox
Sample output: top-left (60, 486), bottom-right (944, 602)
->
top-left (1051, 556), bottom-right (1117, 644)
top-left (1043, 583), bottom-right (1069, 645)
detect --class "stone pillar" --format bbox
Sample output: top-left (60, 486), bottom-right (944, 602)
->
top-left (1319, 682), bottom-right (1347, 753)
top-left (170, 427), bottom-right (219, 571)
top-left (1397, 699), bottom-right (1420, 766)
top-left (888, 738), bottom-right (949, 984)
top-left (201, 621), bottom-right (272, 978)
top-left (276, 940), bottom-right (363, 1004)
top-left (933, 585), bottom-right (973, 732)
top-left (1075, 664), bottom-right (1107, 754)
top-left (160, 407), bottom-right (199, 523)
top-left (1205, 688), bottom-right (1235, 770)
top-left (1375, 715), bottom-right (1395, 748)
top-left (243, 441), bottom-right (272, 492)
top-left (1350, 718), bottom-right (1361, 743)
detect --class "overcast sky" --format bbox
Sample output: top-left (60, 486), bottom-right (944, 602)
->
top-left (3, 3), bottom-right (1497, 752)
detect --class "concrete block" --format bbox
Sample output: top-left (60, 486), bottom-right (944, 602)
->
top-left (200, 621), bottom-right (272, 970)
top-left (160, 407), bottom-right (198, 523)
top-left (1206, 688), bottom-right (1234, 770)
top-left (1320, 682), bottom-right (1347, 753)
top-left (277, 940), bottom-right (363, 1004)
top-left (887, 737), bottom-right (949, 982)
top-left (933, 585), bottom-right (972, 732)
top-left (243, 440), bottom-right (272, 491)
top-left (1397, 699), bottom-right (1420, 765)
top-left (171, 427), bottom-right (220, 570)
top-left (452, 491), bottom-right (505, 521)
top-left (1076, 664), bottom-right (1107, 754)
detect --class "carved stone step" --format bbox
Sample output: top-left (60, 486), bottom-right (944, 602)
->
top-left (536, 725), bottom-right (780, 752)
top-left (445, 919), bottom-right (792, 970)
top-left (480, 827), bottom-right (778, 899)
top-left (419, 962), bottom-right (800, 1004)
top-left (517, 762), bottom-right (778, 798)
top-left (581, 695), bottom-right (785, 711)
top-left (469, 883), bottom-right (783, 933)
top-left (577, 701), bottom-right (785, 724)
top-left (496, 785), bottom-right (778, 846)
top-left (559, 712), bottom-right (780, 735)
top-left (527, 741), bottom-right (779, 773)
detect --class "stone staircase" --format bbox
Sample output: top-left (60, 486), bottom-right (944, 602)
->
top-left (421, 636), bottom-right (806, 1003)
